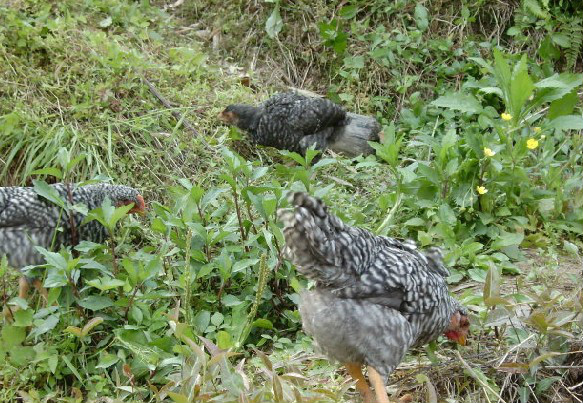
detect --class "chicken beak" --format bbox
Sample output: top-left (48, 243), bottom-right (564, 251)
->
top-left (458, 334), bottom-right (467, 346)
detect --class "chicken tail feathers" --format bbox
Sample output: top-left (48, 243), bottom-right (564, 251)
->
top-left (277, 192), bottom-right (348, 275)
top-left (423, 246), bottom-right (450, 277)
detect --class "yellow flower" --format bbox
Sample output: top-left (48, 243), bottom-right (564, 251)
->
top-left (483, 147), bottom-right (496, 157)
top-left (476, 186), bottom-right (488, 195)
top-left (501, 112), bottom-right (512, 121)
top-left (533, 126), bottom-right (541, 133)
top-left (527, 138), bottom-right (539, 150)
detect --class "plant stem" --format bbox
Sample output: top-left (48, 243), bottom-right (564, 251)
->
top-left (232, 188), bottom-right (250, 253)
top-left (124, 285), bottom-right (140, 321)
top-left (184, 229), bottom-right (193, 324)
top-left (376, 173), bottom-right (402, 236)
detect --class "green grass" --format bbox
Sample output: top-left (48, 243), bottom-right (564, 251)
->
top-left (1, 1), bottom-right (582, 402)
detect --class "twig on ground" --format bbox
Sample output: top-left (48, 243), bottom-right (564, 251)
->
top-left (141, 76), bottom-right (212, 150)
top-left (455, 350), bottom-right (508, 403)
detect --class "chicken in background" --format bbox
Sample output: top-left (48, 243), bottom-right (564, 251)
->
top-left (218, 91), bottom-right (347, 156)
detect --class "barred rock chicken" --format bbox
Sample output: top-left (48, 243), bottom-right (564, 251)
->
top-left (0, 183), bottom-right (145, 304)
top-left (218, 92), bottom-right (347, 155)
top-left (278, 193), bottom-right (469, 403)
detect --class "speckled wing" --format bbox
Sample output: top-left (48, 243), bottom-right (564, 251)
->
top-left (278, 192), bottom-right (452, 314)
top-left (266, 92), bottom-right (346, 135)
top-left (257, 92), bottom-right (346, 153)
top-left (0, 187), bottom-right (32, 228)
top-left (0, 186), bottom-right (63, 268)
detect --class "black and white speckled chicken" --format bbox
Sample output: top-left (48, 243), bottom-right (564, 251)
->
top-left (278, 192), bottom-right (469, 403)
top-left (0, 183), bottom-right (145, 303)
top-left (218, 92), bottom-right (347, 155)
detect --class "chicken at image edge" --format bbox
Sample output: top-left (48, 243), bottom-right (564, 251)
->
top-left (278, 192), bottom-right (470, 403)
top-left (0, 183), bottom-right (145, 313)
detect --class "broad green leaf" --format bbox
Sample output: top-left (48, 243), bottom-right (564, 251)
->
top-left (563, 240), bottom-right (579, 256)
top-left (32, 180), bottom-right (66, 209)
top-left (221, 294), bottom-right (243, 307)
top-left (431, 93), bottom-right (482, 114)
top-left (538, 35), bottom-right (560, 61)
top-left (478, 86), bottom-right (504, 97)
top-left (491, 231), bottom-right (524, 250)
top-left (201, 187), bottom-right (227, 209)
top-left (279, 150), bottom-right (306, 166)
top-left (78, 295), bottom-right (114, 311)
top-left (535, 376), bottom-right (561, 394)
top-left (216, 330), bottom-right (233, 349)
top-left (107, 203), bottom-right (133, 228)
top-left (467, 268), bottom-right (487, 282)
top-left (438, 203), bottom-right (457, 226)
top-left (30, 167), bottom-right (63, 179)
top-left (339, 5), bottom-right (358, 18)
top-left (305, 147), bottom-right (321, 165)
top-left (483, 266), bottom-right (501, 306)
top-left (194, 310), bottom-right (211, 334)
top-left (312, 157), bottom-right (336, 170)
top-left (167, 392), bottom-right (189, 403)
top-left (548, 90), bottom-right (578, 119)
top-left (533, 73), bottom-right (583, 105)
top-left (8, 346), bottom-right (35, 366)
top-left (397, 163), bottom-right (418, 183)
top-left (13, 309), bottom-right (33, 327)
top-left (509, 55), bottom-right (533, 119)
top-left (414, 4), bottom-right (429, 31)
top-left (344, 55), bottom-right (365, 69)
top-left (265, 5), bottom-right (283, 38)
top-left (211, 312), bottom-right (224, 327)
top-left (87, 277), bottom-right (126, 291)
top-left (549, 115), bottom-right (583, 131)
top-left (534, 73), bottom-right (583, 89)
top-left (47, 355), bottom-right (58, 374)
top-left (28, 315), bottom-right (59, 339)
top-left (492, 48), bottom-right (511, 104)
top-left (96, 352), bottom-right (119, 369)
top-left (252, 318), bottom-right (274, 329)
top-left (189, 185), bottom-right (205, 205)
top-left (404, 217), bottom-right (425, 227)
top-left (2, 325), bottom-right (25, 346)
top-left (232, 258), bottom-right (260, 275)
top-left (35, 247), bottom-right (68, 271)
top-left (129, 305), bottom-right (143, 324)
top-left (417, 163), bottom-right (440, 185)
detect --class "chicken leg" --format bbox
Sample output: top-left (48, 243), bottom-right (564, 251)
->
top-left (18, 276), bottom-right (30, 299)
top-left (19, 277), bottom-right (48, 302)
top-left (345, 363), bottom-right (375, 403)
top-left (368, 366), bottom-right (390, 403)
top-left (4, 277), bottom-right (49, 320)
top-left (367, 366), bottom-right (414, 403)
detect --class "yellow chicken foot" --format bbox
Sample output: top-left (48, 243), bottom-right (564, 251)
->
top-left (368, 366), bottom-right (390, 403)
top-left (345, 363), bottom-right (375, 403)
